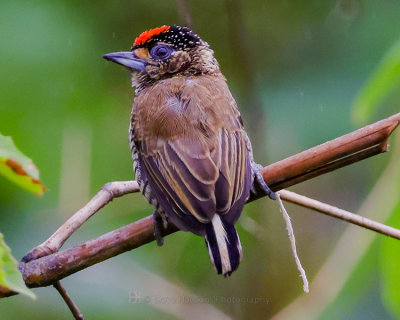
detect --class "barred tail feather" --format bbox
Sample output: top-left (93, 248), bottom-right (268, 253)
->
top-left (205, 215), bottom-right (242, 276)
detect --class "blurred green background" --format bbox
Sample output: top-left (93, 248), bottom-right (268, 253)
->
top-left (1, 0), bottom-right (399, 319)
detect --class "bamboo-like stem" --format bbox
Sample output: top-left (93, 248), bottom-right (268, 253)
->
top-left (256, 112), bottom-right (399, 196)
top-left (20, 215), bottom-right (177, 287)
top-left (2, 112), bottom-right (397, 296)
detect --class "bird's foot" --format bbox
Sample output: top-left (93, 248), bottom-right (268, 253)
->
top-left (153, 210), bottom-right (168, 247)
top-left (251, 162), bottom-right (276, 200)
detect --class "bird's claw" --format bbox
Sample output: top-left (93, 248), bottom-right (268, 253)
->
top-left (251, 162), bottom-right (276, 200)
top-left (153, 210), bottom-right (168, 247)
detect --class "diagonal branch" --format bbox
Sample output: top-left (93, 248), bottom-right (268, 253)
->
top-left (53, 281), bottom-right (85, 320)
top-left (256, 112), bottom-right (399, 196)
top-left (21, 181), bottom-right (140, 263)
top-left (4, 112), bottom-right (398, 295)
top-left (278, 189), bottom-right (400, 240)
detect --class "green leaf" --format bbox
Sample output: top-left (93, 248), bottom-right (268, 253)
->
top-left (0, 233), bottom-right (36, 299)
top-left (380, 200), bottom-right (400, 318)
top-left (352, 39), bottom-right (400, 125)
top-left (379, 131), bottom-right (400, 318)
top-left (0, 133), bottom-right (45, 195)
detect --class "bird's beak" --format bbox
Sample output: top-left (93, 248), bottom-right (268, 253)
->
top-left (103, 51), bottom-right (147, 72)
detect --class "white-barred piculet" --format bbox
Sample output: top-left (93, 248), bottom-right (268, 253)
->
top-left (103, 25), bottom-right (275, 276)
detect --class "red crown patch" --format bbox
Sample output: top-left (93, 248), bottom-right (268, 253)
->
top-left (133, 25), bottom-right (171, 46)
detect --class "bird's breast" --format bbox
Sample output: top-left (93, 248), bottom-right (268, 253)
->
top-left (132, 75), bottom-right (240, 144)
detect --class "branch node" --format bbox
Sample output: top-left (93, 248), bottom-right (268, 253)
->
top-left (101, 182), bottom-right (115, 199)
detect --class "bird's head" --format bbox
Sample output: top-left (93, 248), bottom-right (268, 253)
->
top-left (103, 25), bottom-right (220, 90)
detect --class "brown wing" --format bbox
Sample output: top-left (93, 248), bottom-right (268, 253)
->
top-left (132, 75), bottom-right (252, 234)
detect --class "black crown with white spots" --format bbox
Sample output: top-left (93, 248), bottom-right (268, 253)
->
top-left (132, 25), bottom-right (204, 51)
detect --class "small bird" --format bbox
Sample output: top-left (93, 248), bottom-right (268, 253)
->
top-left (103, 25), bottom-right (274, 276)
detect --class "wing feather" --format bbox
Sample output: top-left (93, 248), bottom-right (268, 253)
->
top-left (132, 76), bottom-right (252, 234)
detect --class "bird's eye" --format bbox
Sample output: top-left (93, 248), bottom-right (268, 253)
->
top-left (150, 45), bottom-right (173, 60)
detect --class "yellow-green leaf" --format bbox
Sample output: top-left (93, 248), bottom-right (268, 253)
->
top-left (380, 201), bottom-right (400, 318)
top-left (0, 133), bottom-right (45, 195)
top-left (352, 39), bottom-right (400, 125)
top-left (0, 233), bottom-right (36, 299)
